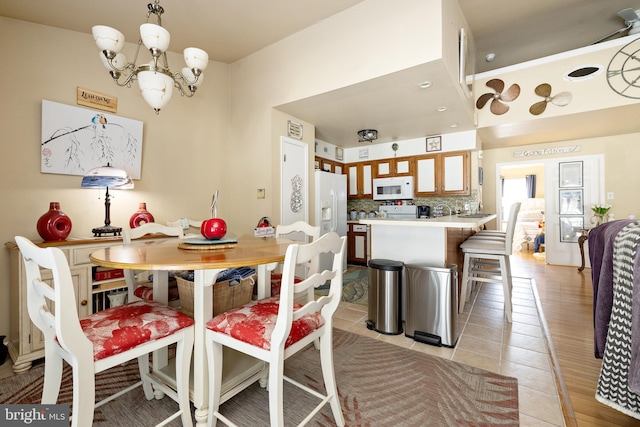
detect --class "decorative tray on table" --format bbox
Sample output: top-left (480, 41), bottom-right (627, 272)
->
top-left (178, 236), bottom-right (238, 250)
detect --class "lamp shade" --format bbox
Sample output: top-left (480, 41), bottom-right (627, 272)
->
top-left (81, 165), bottom-right (134, 189)
top-left (140, 23), bottom-right (170, 53)
top-left (184, 47), bottom-right (209, 71)
top-left (92, 25), bottom-right (125, 53)
top-left (137, 70), bottom-right (175, 111)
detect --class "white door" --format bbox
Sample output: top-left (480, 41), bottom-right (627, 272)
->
top-left (545, 155), bottom-right (604, 266)
top-left (280, 136), bottom-right (308, 227)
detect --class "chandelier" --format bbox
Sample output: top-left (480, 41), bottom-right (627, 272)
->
top-left (92, 0), bottom-right (208, 114)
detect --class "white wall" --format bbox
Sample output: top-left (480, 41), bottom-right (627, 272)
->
top-left (228, 0), bottom-right (452, 233)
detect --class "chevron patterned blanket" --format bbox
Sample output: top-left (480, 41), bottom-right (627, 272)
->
top-left (595, 221), bottom-right (640, 419)
top-left (589, 219), bottom-right (636, 358)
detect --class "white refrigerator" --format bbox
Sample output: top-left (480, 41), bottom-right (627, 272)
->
top-left (314, 170), bottom-right (347, 271)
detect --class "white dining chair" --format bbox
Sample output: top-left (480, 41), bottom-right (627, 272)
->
top-left (272, 221), bottom-right (321, 302)
top-left (123, 222), bottom-right (184, 306)
top-left (15, 236), bottom-right (195, 427)
top-left (458, 202), bottom-right (522, 322)
top-left (167, 218), bottom-right (203, 235)
top-left (205, 231), bottom-right (347, 427)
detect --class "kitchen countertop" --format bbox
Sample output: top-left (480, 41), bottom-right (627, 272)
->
top-left (358, 214), bottom-right (497, 228)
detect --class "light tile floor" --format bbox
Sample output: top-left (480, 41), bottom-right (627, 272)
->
top-left (332, 273), bottom-right (565, 426)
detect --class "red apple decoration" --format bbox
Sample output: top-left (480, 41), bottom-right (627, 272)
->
top-left (201, 190), bottom-right (227, 240)
top-left (201, 218), bottom-right (227, 240)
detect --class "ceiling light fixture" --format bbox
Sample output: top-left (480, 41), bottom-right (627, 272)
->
top-left (92, 0), bottom-right (209, 114)
top-left (357, 129), bottom-right (378, 143)
top-left (436, 106), bottom-right (448, 112)
top-left (419, 81), bottom-right (432, 89)
top-left (485, 53), bottom-right (496, 62)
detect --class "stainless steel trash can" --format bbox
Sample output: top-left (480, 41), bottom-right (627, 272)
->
top-left (366, 259), bottom-right (403, 335)
top-left (404, 263), bottom-right (458, 347)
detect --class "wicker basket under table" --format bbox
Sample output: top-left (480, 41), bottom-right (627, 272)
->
top-left (176, 275), bottom-right (255, 318)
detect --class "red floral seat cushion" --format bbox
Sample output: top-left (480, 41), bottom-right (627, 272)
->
top-left (205, 296), bottom-right (324, 350)
top-left (79, 301), bottom-right (194, 361)
top-left (133, 284), bottom-right (180, 301)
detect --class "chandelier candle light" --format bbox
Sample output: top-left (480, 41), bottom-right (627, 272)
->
top-left (92, 0), bottom-right (209, 113)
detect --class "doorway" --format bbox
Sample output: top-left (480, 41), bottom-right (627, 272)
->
top-left (497, 162), bottom-right (546, 254)
top-left (496, 155), bottom-right (604, 266)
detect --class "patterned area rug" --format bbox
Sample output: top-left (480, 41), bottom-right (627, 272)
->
top-left (316, 265), bottom-right (369, 306)
top-left (0, 329), bottom-right (519, 426)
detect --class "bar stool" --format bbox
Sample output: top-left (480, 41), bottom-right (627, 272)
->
top-left (459, 202), bottom-right (521, 322)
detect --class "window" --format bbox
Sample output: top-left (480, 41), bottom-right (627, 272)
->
top-left (501, 178), bottom-right (526, 229)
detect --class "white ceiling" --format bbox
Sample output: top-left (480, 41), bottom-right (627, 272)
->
top-left (2, 0), bottom-right (640, 149)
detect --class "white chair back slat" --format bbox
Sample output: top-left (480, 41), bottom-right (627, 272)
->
top-left (167, 218), bottom-right (203, 232)
top-left (32, 278), bottom-right (56, 333)
top-left (503, 202), bottom-right (522, 254)
top-left (123, 222), bottom-right (184, 244)
top-left (276, 221), bottom-right (321, 279)
top-left (16, 236), bottom-right (94, 363)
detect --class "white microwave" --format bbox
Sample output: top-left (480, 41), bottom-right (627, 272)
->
top-left (372, 176), bottom-right (414, 200)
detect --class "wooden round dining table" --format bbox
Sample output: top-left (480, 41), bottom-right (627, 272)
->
top-left (90, 234), bottom-right (295, 426)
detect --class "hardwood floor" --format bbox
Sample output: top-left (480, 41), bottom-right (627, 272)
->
top-left (511, 251), bottom-right (640, 427)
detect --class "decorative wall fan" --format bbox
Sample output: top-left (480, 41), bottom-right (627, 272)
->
top-left (529, 84), bottom-right (572, 115)
top-left (475, 79), bottom-right (520, 115)
top-left (593, 8), bottom-right (640, 44)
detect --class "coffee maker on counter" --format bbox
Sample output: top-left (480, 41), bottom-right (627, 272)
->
top-left (417, 205), bottom-right (430, 218)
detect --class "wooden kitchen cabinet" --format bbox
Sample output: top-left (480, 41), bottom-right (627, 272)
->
top-left (347, 161), bottom-right (374, 199)
top-left (315, 156), bottom-right (345, 175)
top-left (415, 151), bottom-right (470, 197)
top-left (374, 157), bottom-right (413, 178)
top-left (347, 223), bottom-right (368, 265)
top-left (5, 236), bottom-right (175, 373)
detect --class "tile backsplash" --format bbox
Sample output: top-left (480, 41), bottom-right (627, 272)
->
top-left (347, 190), bottom-right (479, 216)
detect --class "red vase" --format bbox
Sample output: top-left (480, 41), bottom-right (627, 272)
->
top-left (36, 202), bottom-right (72, 241)
top-left (129, 202), bottom-right (155, 228)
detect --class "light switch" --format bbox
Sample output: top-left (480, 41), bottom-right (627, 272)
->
top-left (257, 188), bottom-right (265, 199)
top-left (607, 192), bottom-right (614, 200)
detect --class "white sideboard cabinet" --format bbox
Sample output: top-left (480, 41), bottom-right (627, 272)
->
top-left (5, 235), bottom-right (173, 373)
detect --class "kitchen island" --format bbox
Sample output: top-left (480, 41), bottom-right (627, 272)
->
top-left (359, 214), bottom-right (497, 267)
